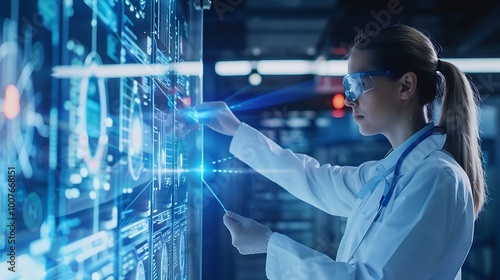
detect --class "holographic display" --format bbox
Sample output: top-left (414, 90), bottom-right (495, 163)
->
top-left (0, 0), bottom-right (203, 279)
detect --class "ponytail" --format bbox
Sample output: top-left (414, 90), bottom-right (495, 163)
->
top-left (351, 24), bottom-right (487, 219)
top-left (438, 61), bottom-right (486, 219)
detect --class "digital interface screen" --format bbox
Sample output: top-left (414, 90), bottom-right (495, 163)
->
top-left (0, 0), bottom-right (202, 279)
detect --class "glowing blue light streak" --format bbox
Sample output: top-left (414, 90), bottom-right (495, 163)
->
top-left (226, 79), bottom-right (316, 112)
top-left (202, 179), bottom-right (227, 213)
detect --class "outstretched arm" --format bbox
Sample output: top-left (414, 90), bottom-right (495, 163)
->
top-left (229, 122), bottom-right (373, 216)
top-left (195, 101), bottom-right (373, 216)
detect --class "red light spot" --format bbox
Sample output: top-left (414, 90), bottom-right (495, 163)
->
top-left (331, 47), bottom-right (349, 56)
top-left (4, 85), bottom-right (20, 119)
top-left (177, 96), bottom-right (192, 108)
top-left (332, 93), bottom-right (345, 110)
top-left (331, 109), bottom-right (345, 118)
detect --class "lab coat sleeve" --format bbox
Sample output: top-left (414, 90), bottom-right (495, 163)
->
top-left (264, 163), bottom-right (474, 280)
top-left (266, 233), bottom-right (364, 280)
top-left (229, 123), bottom-right (374, 216)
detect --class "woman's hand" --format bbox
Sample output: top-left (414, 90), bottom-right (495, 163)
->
top-left (223, 211), bottom-right (273, 255)
top-left (193, 101), bottom-right (242, 136)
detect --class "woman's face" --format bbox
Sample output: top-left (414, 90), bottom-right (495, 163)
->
top-left (345, 50), bottom-right (405, 136)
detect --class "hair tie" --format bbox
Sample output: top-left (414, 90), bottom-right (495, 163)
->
top-left (437, 59), bottom-right (442, 72)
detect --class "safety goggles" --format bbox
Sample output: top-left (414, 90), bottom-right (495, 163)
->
top-left (342, 71), bottom-right (392, 102)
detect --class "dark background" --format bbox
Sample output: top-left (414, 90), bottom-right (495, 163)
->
top-left (201, 1), bottom-right (500, 279)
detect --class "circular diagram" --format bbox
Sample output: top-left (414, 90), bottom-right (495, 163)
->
top-left (0, 19), bottom-right (37, 179)
top-left (135, 259), bottom-right (146, 280)
top-left (161, 242), bottom-right (169, 280)
top-left (23, 192), bottom-right (44, 231)
top-left (176, 148), bottom-right (183, 186)
top-left (78, 52), bottom-right (108, 174)
top-left (128, 87), bottom-right (144, 181)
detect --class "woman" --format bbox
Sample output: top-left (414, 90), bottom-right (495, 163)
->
top-left (195, 25), bottom-right (486, 279)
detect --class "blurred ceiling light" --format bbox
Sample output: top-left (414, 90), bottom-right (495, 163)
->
top-left (215, 60), bottom-right (346, 76)
top-left (215, 60), bottom-right (252, 76)
top-left (248, 72), bottom-right (262, 86)
top-left (170, 61), bottom-right (203, 76)
top-left (257, 60), bottom-right (313, 75)
top-left (49, 58), bottom-right (500, 80)
top-left (443, 58), bottom-right (500, 73)
top-left (215, 58), bottom-right (500, 76)
top-left (52, 62), bottom-right (202, 78)
top-left (52, 63), bottom-right (169, 78)
top-left (252, 47), bottom-right (262, 56)
top-left (315, 60), bottom-right (348, 76)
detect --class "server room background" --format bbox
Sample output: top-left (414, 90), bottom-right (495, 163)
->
top-left (0, 0), bottom-right (499, 279)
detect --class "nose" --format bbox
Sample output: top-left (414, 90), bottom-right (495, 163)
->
top-left (344, 97), bottom-right (356, 108)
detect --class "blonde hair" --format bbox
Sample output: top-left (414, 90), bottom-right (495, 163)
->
top-left (351, 24), bottom-right (486, 218)
top-left (437, 61), bottom-right (486, 218)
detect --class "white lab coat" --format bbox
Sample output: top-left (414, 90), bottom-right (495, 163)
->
top-left (229, 122), bottom-right (474, 280)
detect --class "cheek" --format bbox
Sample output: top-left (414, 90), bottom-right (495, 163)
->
top-left (361, 89), bottom-right (400, 118)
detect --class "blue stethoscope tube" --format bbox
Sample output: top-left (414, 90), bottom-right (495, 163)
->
top-left (374, 126), bottom-right (439, 221)
top-left (348, 125), bottom-right (439, 261)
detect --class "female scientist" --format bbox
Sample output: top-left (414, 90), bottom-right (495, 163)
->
top-left (195, 24), bottom-right (486, 279)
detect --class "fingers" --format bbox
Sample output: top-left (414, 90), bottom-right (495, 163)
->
top-left (193, 101), bottom-right (228, 112)
top-left (226, 211), bottom-right (250, 226)
top-left (193, 102), bottom-right (219, 126)
top-left (193, 101), bottom-right (241, 136)
top-left (175, 111), bottom-right (201, 137)
top-left (226, 210), bottom-right (235, 218)
top-left (223, 213), bottom-right (242, 233)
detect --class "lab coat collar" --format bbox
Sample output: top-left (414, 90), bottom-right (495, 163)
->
top-left (357, 122), bottom-right (447, 198)
top-left (381, 122), bottom-right (440, 173)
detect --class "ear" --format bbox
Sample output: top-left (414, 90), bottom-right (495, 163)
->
top-left (398, 72), bottom-right (418, 101)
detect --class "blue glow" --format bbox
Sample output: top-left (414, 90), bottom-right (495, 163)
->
top-left (202, 179), bottom-right (228, 213)
top-left (225, 79), bottom-right (316, 112)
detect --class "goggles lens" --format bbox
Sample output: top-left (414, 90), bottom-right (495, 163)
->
top-left (342, 71), bottom-right (392, 101)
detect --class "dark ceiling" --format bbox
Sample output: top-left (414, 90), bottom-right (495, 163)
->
top-left (202, 0), bottom-right (500, 107)
top-left (203, 0), bottom-right (500, 60)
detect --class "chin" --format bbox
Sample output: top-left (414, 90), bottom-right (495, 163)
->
top-left (358, 124), bottom-right (379, 136)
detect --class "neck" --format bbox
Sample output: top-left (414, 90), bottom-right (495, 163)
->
top-left (385, 113), bottom-right (428, 149)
